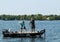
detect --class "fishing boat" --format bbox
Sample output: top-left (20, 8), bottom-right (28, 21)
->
top-left (2, 29), bottom-right (45, 38)
top-left (2, 18), bottom-right (45, 38)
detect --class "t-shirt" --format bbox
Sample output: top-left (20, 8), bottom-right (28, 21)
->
top-left (30, 20), bottom-right (35, 28)
top-left (20, 23), bottom-right (25, 28)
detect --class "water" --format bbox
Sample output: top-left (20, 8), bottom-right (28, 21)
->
top-left (0, 20), bottom-right (60, 42)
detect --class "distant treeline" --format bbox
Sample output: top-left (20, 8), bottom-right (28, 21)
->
top-left (0, 14), bottom-right (60, 20)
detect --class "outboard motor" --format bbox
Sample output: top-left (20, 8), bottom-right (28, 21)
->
top-left (40, 29), bottom-right (45, 35)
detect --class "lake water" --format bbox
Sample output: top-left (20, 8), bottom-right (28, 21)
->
top-left (0, 20), bottom-right (60, 42)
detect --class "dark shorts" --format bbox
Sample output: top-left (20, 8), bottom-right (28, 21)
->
top-left (31, 25), bottom-right (35, 29)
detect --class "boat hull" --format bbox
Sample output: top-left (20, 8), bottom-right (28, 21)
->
top-left (2, 29), bottom-right (45, 38)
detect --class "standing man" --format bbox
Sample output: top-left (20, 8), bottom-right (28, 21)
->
top-left (30, 18), bottom-right (35, 32)
top-left (20, 21), bottom-right (26, 32)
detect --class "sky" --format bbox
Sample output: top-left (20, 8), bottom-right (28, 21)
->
top-left (0, 0), bottom-right (60, 15)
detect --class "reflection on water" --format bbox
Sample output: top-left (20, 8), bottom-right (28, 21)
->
top-left (2, 37), bottom-right (45, 42)
top-left (30, 38), bottom-right (35, 42)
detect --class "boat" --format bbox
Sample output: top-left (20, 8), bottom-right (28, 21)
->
top-left (2, 29), bottom-right (45, 38)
